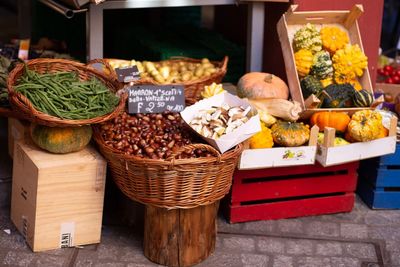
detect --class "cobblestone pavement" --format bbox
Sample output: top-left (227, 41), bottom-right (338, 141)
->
top-left (0, 195), bottom-right (399, 267)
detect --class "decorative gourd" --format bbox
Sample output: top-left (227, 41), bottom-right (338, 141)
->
top-left (347, 110), bottom-right (383, 142)
top-left (237, 72), bottom-right (289, 100)
top-left (320, 26), bottom-right (349, 54)
top-left (258, 110), bottom-right (277, 127)
top-left (333, 44), bottom-right (368, 84)
top-left (353, 89), bottom-right (373, 107)
top-left (293, 23), bottom-right (322, 53)
top-left (249, 123), bottom-right (274, 149)
top-left (310, 51), bottom-right (334, 79)
top-left (270, 121), bottom-right (310, 147)
top-left (31, 124), bottom-right (93, 154)
top-left (300, 75), bottom-right (323, 99)
top-left (377, 125), bottom-right (389, 138)
top-left (294, 49), bottom-right (314, 77)
top-left (201, 83), bottom-right (225, 98)
top-left (348, 79), bottom-right (362, 91)
top-left (317, 133), bottom-right (350, 146)
top-left (320, 77), bottom-right (334, 88)
top-left (310, 111), bottom-right (351, 133)
top-left (320, 83), bottom-right (355, 108)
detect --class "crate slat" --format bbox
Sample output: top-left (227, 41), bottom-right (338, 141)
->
top-left (357, 182), bottom-right (400, 209)
top-left (231, 170), bottom-right (357, 203)
top-left (228, 193), bottom-right (355, 223)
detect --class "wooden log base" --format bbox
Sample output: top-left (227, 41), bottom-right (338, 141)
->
top-left (144, 201), bottom-right (219, 267)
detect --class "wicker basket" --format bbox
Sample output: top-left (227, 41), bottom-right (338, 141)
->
top-left (92, 126), bottom-right (243, 209)
top-left (89, 56), bottom-right (228, 104)
top-left (7, 58), bottom-right (127, 127)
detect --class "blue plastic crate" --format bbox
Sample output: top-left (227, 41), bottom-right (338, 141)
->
top-left (357, 144), bottom-right (400, 209)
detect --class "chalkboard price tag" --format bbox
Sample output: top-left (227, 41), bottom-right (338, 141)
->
top-left (115, 65), bottom-right (140, 83)
top-left (127, 85), bottom-right (186, 114)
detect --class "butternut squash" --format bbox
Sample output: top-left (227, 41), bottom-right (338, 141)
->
top-left (248, 99), bottom-right (302, 122)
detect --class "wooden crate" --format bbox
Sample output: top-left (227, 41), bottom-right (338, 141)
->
top-left (225, 162), bottom-right (358, 223)
top-left (7, 118), bottom-right (29, 159)
top-left (277, 5), bottom-right (373, 119)
top-left (11, 141), bottom-right (107, 252)
top-left (357, 144), bottom-right (400, 209)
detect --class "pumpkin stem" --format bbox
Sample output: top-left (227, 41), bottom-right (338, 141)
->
top-left (264, 74), bottom-right (274, 83)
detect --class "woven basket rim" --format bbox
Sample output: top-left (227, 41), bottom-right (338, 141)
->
top-left (7, 58), bottom-right (127, 127)
top-left (92, 125), bottom-right (243, 166)
top-left (88, 56), bottom-right (229, 86)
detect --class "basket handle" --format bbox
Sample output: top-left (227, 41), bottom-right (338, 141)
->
top-left (87, 59), bottom-right (117, 79)
top-left (167, 143), bottom-right (222, 167)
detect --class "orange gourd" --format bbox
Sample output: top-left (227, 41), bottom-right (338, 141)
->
top-left (310, 112), bottom-right (351, 133)
top-left (237, 72), bottom-right (289, 100)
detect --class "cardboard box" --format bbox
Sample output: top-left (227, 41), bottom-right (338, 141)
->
top-left (316, 116), bottom-right (398, 167)
top-left (376, 83), bottom-right (400, 98)
top-left (238, 125), bottom-right (319, 170)
top-left (181, 92), bottom-right (261, 153)
top-left (7, 118), bottom-right (30, 159)
top-left (277, 5), bottom-right (374, 118)
top-left (11, 142), bottom-right (107, 252)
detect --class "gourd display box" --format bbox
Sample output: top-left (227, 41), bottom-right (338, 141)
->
top-left (277, 5), bottom-right (374, 119)
top-left (316, 116), bottom-right (398, 167)
top-left (237, 125), bottom-right (319, 170)
top-left (11, 141), bottom-right (107, 252)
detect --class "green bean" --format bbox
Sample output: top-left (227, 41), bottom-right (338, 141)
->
top-left (15, 66), bottom-right (120, 120)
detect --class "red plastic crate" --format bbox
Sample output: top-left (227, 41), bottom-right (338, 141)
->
top-left (225, 162), bottom-right (359, 223)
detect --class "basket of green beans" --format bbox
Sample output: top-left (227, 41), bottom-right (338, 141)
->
top-left (7, 58), bottom-right (127, 127)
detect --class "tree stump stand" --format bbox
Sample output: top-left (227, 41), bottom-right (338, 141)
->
top-left (144, 201), bottom-right (219, 267)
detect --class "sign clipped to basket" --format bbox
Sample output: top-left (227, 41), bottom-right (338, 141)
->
top-left (115, 65), bottom-right (140, 83)
top-left (127, 85), bottom-right (185, 114)
top-left (181, 92), bottom-right (261, 153)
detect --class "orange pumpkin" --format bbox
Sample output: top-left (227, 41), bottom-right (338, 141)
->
top-left (237, 72), bottom-right (289, 100)
top-left (310, 111), bottom-right (351, 133)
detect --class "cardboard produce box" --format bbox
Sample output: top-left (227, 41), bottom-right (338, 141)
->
top-left (238, 125), bottom-right (319, 170)
top-left (277, 5), bottom-right (374, 118)
top-left (181, 92), bottom-right (261, 153)
top-left (316, 116), bottom-right (398, 167)
top-left (11, 141), bottom-right (107, 252)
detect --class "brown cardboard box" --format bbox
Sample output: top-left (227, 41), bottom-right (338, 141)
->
top-left (11, 141), bottom-right (107, 252)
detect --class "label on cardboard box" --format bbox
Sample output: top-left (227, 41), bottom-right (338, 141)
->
top-left (60, 222), bottom-right (75, 248)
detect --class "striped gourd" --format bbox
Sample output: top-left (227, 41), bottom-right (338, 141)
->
top-left (353, 89), bottom-right (373, 107)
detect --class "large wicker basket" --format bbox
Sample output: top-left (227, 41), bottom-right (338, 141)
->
top-left (89, 56), bottom-right (228, 104)
top-left (7, 58), bottom-right (127, 127)
top-left (93, 126), bottom-right (243, 209)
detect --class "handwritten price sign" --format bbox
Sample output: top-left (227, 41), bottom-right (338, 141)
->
top-left (127, 85), bottom-right (185, 114)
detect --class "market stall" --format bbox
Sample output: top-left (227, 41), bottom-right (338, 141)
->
top-left (1, 3), bottom-right (400, 267)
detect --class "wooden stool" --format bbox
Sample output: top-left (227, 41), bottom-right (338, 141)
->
top-left (144, 201), bottom-right (219, 267)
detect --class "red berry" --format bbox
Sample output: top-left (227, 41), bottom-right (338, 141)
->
top-left (393, 75), bottom-right (400, 84)
top-left (385, 77), bottom-right (395, 84)
top-left (384, 65), bottom-right (394, 73)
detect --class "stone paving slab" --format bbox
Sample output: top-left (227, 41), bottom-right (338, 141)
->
top-left (1, 201), bottom-right (396, 267)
